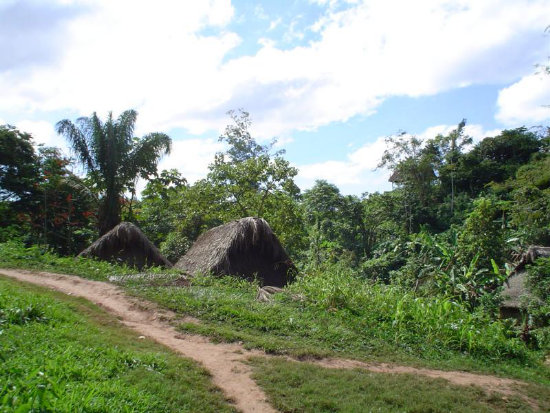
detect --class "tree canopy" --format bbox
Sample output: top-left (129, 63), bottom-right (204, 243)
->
top-left (56, 110), bottom-right (171, 235)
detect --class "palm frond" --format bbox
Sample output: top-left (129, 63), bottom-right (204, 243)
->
top-left (56, 119), bottom-right (95, 172)
top-left (127, 132), bottom-right (171, 180)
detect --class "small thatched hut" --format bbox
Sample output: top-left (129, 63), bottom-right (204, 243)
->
top-left (79, 222), bottom-right (172, 269)
top-left (500, 246), bottom-right (550, 320)
top-left (175, 217), bottom-right (295, 287)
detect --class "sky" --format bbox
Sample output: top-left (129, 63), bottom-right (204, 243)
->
top-left (1, 0), bottom-right (550, 196)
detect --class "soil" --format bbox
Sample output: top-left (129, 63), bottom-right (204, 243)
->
top-left (0, 269), bottom-right (538, 412)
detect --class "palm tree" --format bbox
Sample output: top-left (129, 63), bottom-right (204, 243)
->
top-left (56, 110), bottom-right (171, 235)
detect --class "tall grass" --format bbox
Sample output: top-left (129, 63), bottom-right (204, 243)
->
top-left (290, 264), bottom-right (526, 361)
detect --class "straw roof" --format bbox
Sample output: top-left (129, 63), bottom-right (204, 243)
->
top-left (175, 217), bottom-right (295, 287)
top-left (79, 222), bottom-right (172, 270)
top-left (501, 246), bottom-right (550, 310)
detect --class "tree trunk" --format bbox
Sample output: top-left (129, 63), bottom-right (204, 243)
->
top-left (98, 188), bottom-right (121, 235)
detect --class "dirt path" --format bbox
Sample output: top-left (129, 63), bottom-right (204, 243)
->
top-left (0, 269), bottom-right (536, 411)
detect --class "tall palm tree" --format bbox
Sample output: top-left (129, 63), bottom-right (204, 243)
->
top-left (56, 110), bottom-right (171, 235)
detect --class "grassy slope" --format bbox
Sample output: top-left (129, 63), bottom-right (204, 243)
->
top-left (2, 241), bottom-right (550, 411)
top-left (0, 276), bottom-right (234, 412)
top-left (124, 273), bottom-right (550, 384)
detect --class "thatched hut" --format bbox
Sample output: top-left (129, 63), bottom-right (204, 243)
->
top-left (175, 217), bottom-right (295, 287)
top-left (500, 246), bottom-right (550, 320)
top-left (79, 222), bottom-right (172, 270)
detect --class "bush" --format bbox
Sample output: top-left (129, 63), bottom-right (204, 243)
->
top-left (525, 257), bottom-right (550, 337)
top-left (160, 231), bottom-right (190, 264)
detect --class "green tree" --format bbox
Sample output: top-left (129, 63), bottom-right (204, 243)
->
top-left (303, 180), bottom-right (367, 265)
top-left (431, 119), bottom-right (472, 216)
top-left (56, 110), bottom-right (171, 235)
top-left (206, 110), bottom-right (306, 255)
top-left (209, 110), bottom-right (300, 217)
top-left (457, 197), bottom-right (505, 270)
top-left (35, 147), bottom-right (97, 255)
top-left (453, 128), bottom-right (541, 196)
top-left (379, 132), bottom-right (438, 232)
top-left (0, 125), bottom-right (40, 240)
top-left (0, 125), bottom-right (40, 208)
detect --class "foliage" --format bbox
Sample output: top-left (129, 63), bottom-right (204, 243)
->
top-left (0, 125), bottom-right (40, 206)
top-left (138, 169), bottom-right (187, 246)
top-left (56, 110), bottom-right (171, 235)
top-left (505, 154), bottom-right (550, 245)
top-left (118, 265), bottom-right (540, 372)
top-left (0, 277), bottom-right (234, 412)
top-left (35, 147), bottom-right (98, 255)
top-left (160, 230), bottom-right (190, 263)
top-left (525, 257), bottom-right (550, 347)
top-left (303, 180), bottom-right (367, 266)
top-left (457, 197), bottom-right (505, 271)
top-left (0, 125), bottom-right (97, 253)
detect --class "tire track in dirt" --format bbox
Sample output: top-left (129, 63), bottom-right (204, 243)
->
top-left (0, 269), bottom-right (538, 411)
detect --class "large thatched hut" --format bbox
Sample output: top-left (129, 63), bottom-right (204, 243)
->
top-left (175, 217), bottom-right (295, 287)
top-left (79, 222), bottom-right (172, 269)
top-left (500, 246), bottom-right (550, 320)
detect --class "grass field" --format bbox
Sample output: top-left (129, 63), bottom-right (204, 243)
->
top-left (0, 276), bottom-right (234, 412)
top-left (2, 241), bottom-right (550, 411)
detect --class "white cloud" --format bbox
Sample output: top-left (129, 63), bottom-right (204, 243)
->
top-left (496, 73), bottom-right (550, 125)
top-left (296, 136), bottom-right (390, 195)
top-left (0, 0), bottom-right (548, 139)
top-left (15, 120), bottom-right (69, 152)
top-left (157, 138), bottom-right (224, 184)
top-left (268, 17), bottom-right (282, 31)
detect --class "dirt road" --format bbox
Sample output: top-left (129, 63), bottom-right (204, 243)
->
top-left (0, 269), bottom-right (535, 412)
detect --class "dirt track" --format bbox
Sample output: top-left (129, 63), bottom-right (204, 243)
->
top-left (0, 269), bottom-right (536, 412)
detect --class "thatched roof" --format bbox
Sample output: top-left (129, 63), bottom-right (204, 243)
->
top-left (175, 217), bottom-right (295, 287)
top-left (501, 246), bottom-right (550, 310)
top-left (79, 222), bottom-right (172, 270)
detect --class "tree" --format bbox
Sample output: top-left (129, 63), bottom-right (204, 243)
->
top-left (378, 132), bottom-right (438, 232)
top-left (0, 125), bottom-right (41, 240)
top-left (209, 110), bottom-right (300, 216)
top-left (302, 180), bottom-right (368, 265)
top-left (432, 119), bottom-right (472, 216)
top-left (0, 125), bottom-right (40, 207)
top-left (56, 110), bottom-right (171, 235)
top-left (207, 110), bottom-right (305, 256)
top-left (35, 147), bottom-right (97, 255)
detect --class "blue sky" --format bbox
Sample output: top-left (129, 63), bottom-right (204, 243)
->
top-left (1, 0), bottom-right (549, 195)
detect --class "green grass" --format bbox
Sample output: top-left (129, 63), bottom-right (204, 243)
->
top-left (1, 240), bottom-right (549, 387)
top-left (0, 276), bottom-right (235, 412)
top-left (119, 271), bottom-right (550, 385)
top-left (0, 239), bottom-right (141, 281)
top-left (248, 357), bottom-right (545, 413)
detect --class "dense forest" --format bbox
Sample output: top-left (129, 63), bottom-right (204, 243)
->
top-left (1, 109), bottom-right (550, 343)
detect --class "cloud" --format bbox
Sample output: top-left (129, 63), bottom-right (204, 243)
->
top-left (0, 0), bottom-right (87, 72)
top-left (296, 123), bottom-right (502, 195)
top-left (496, 73), bottom-right (550, 125)
top-left (0, 0), bottom-right (549, 139)
top-left (296, 136), bottom-right (390, 195)
top-left (157, 138), bottom-right (224, 184)
top-left (15, 119), bottom-right (69, 152)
